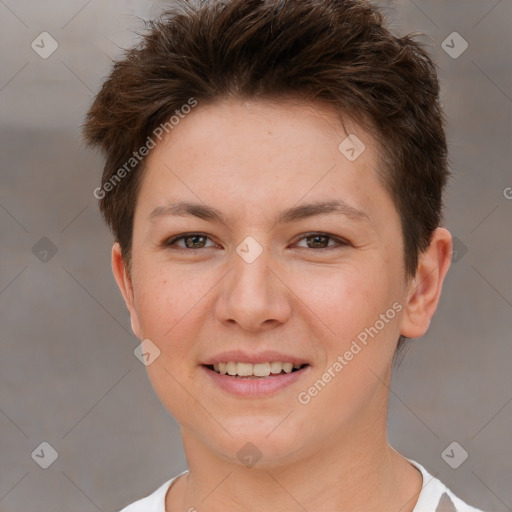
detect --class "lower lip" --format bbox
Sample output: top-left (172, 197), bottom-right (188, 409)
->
top-left (201, 365), bottom-right (310, 397)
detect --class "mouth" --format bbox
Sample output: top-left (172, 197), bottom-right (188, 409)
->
top-left (203, 362), bottom-right (309, 379)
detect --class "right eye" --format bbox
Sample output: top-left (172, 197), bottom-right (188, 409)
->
top-left (163, 233), bottom-right (218, 250)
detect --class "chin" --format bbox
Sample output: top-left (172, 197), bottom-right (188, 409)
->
top-left (203, 419), bottom-right (311, 469)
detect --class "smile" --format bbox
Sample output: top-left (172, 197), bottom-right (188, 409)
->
top-left (207, 361), bottom-right (307, 378)
top-left (201, 362), bottom-right (310, 397)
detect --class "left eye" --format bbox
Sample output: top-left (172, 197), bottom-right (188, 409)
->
top-left (294, 233), bottom-right (347, 249)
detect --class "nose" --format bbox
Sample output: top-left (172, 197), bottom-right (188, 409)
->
top-left (216, 246), bottom-right (292, 333)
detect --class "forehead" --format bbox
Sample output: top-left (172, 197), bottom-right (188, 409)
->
top-left (136, 98), bottom-right (390, 226)
top-left (150, 97), bottom-right (379, 168)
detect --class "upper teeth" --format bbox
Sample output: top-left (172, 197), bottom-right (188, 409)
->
top-left (213, 362), bottom-right (302, 377)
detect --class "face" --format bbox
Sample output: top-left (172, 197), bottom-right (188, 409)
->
top-left (113, 98), bottom-right (450, 468)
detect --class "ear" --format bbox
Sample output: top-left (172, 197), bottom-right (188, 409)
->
top-left (400, 227), bottom-right (453, 339)
top-left (111, 243), bottom-right (141, 339)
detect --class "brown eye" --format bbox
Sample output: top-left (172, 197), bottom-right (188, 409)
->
top-left (165, 233), bottom-right (215, 249)
top-left (306, 234), bottom-right (330, 248)
top-left (295, 233), bottom-right (348, 250)
top-left (183, 235), bottom-right (208, 248)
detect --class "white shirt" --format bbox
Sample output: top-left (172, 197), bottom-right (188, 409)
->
top-left (119, 459), bottom-right (485, 512)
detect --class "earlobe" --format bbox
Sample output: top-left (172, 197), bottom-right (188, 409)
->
top-left (399, 228), bottom-right (453, 339)
top-left (111, 243), bottom-right (142, 339)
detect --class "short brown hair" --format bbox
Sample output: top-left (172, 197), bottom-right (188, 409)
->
top-left (83, 0), bottom-right (449, 354)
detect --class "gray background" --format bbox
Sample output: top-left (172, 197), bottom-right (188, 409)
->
top-left (0, 1), bottom-right (511, 511)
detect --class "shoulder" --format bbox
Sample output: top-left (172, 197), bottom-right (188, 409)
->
top-left (118, 470), bottom-right (188, 512)
top-left (409, 459), bottom-right (486, 512)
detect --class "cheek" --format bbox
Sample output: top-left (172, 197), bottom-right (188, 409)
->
top-left (132, 266), bottom-right (208, 417)
top-left (289, 260), bottom-right (394, 340)
top-left (132, 265), bottom-right (203, 346)
top-left (296, 265), bottom-right (401, 420)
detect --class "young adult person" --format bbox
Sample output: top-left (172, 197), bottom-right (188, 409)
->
top-left (83, 1), bottom-right (485, 510)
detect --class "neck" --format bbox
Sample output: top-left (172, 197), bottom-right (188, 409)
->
top-left (168, 416), bottom-right (422, 512)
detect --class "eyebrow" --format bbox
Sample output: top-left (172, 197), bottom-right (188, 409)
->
top-left (148, 199), bottom-right (370, 225)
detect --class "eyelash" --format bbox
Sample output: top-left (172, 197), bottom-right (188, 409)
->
top-left (162, 232), bottom-right (349, 251)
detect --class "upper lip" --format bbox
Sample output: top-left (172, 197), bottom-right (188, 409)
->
top-left (202, 350), bottom-right (309, 366)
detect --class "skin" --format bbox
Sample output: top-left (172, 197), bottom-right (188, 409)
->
top-left (112, 98), bottom-right (452, 512)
